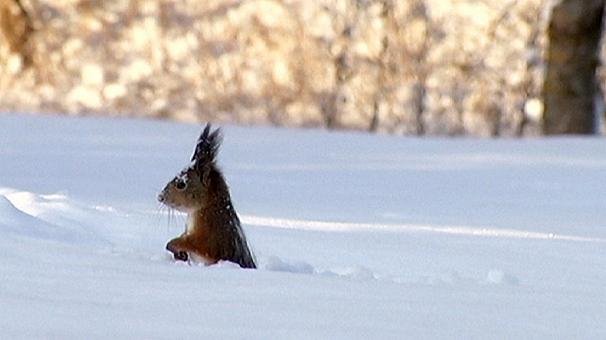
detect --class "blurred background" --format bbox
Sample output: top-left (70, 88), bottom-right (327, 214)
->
top-left (0, 0), bottom-right (604, 136)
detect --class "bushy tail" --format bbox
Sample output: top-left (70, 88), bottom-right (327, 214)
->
top-left (236, 230), bottom-right (257, 269)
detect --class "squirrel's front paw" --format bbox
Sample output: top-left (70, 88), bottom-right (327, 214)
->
top-left (174, 251), bottom-right (188, 261)
top-left (166, 239), bottom-right (189, 262)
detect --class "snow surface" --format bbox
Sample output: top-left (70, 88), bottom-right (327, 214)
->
top-left (1, 113), bottom-right (605, 339)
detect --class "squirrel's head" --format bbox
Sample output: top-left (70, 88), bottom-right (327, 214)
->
top-left (158, 123), bottom-right (223, 212)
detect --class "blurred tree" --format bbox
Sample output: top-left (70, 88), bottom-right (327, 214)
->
top-left (369, 0), bottom-right (392, 133)
top-left (323, 1), bottom-right (360, 130)
top-left (401, 1), bottom-right (433, 136)
top-left (0, 0), bottom-right (34, 67)
top-left (380, 0), bottom-right (438, 135)
top-left (543, 0), bottom-right (605, 134)
top-left (515, 0), bottom-right (546, 136)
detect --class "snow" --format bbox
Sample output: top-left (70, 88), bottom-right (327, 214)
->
top-left (1, 113), bottom-right (605, 339)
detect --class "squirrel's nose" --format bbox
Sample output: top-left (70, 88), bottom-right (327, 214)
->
top-left (157, 192), bottom-right (165, 202)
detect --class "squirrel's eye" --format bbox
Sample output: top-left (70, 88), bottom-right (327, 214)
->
top-left (175, 180), bottom-right (187, 191)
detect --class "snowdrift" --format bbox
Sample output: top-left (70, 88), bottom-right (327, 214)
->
top-left (0, 114), bottom-right (605, 339)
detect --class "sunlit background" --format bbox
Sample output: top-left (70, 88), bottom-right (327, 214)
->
top-left (1, 0), bottom-right (604, 136)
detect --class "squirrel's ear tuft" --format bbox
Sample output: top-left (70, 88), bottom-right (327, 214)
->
top-left (191, 123), bottom-right (223, 166)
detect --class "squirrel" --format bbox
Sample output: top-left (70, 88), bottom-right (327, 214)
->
top-left (158, 123), bottom-right (256, 269)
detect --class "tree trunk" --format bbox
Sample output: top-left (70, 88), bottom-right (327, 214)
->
top-left (411, 80), bottom-right (427, 135)
top-left (369, 0), bottom-right (392, 133)
top-left (543, 0), bottom-right (605, 135)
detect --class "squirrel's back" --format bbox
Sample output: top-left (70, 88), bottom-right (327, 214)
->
top-left (189, 167), bottom-right (256, 268)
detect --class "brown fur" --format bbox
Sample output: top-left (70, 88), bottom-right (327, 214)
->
top-left (158, 124), bottom-right (256, 268)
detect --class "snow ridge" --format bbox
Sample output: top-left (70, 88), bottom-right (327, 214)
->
top-left (242, 215), bottom-right (605, 243)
